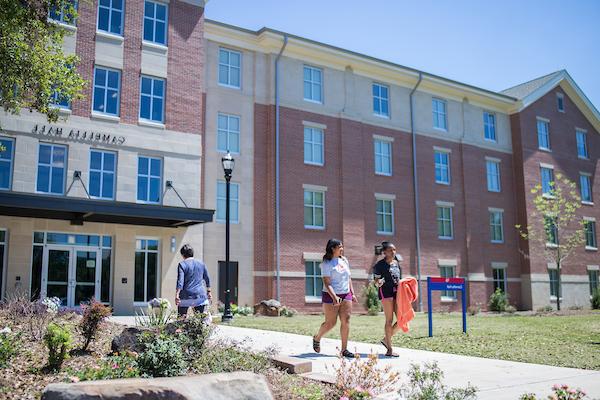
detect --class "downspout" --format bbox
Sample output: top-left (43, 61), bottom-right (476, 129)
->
top-left (409, 72), bottom-right (423, 311)
top-left (274, 34), bottom-right (288, 302)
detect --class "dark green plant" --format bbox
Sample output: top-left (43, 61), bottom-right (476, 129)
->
top-left (170, 313), bottom-right (214, 360)
top-left (70, 352), bottom-right (140, 381)
top-left (362, 282), bottom-right (382, 315)
top-left (591, 288), bottom-right (600, 310)
top-left (280, 306), bottom-right (298, 317)
top-left (0, 329), bottom-right (19, 368)
top-left (44, 322), bottom-right (72, 371)
top-left (79, 300), bottom-right (112, 351)
top-left (137, 333), bottom-right (186, 377)
top-left (488, 288), bottom-right (509, 312)
top-left (192, 344), bottom-right (271, 374)
top-left (402, 362), bottom-right (477, 400)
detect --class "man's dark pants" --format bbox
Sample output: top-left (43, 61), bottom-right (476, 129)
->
top-left (177, 304), bottom-right (206, 317)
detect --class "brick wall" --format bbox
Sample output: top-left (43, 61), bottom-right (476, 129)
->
top-left (72, 0), bottom-right (97, 117)
top-left (121, 0), bottom-right (143, 124)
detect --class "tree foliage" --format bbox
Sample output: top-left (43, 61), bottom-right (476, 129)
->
top-left (0, 0), bottom-right (85, 124)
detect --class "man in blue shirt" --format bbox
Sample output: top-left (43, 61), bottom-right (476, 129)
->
top-left (175, 244), bottom-right (212, 317)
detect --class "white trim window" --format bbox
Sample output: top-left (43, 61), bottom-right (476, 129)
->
top-left (374, 139), bottom-right (392, 176)
top-left (93, 66), bottom-right (121, 116)
top-left (537, 119), bottom-right (550, 150)
top-left (304, 126), bottom-right (324, 166)
top-left (486, 159), bottom-right (501, 192)
top-left (0, 137), bottom-right (15, 190)
top-left (437, 205), bottom-right (453, 239)
top-left (305, 260), bottom-right (323, 300)
top-left (376, 198), bottom-right (394, 235)
top-left (304, 189), bottom-right (325, 229)
top-left (556, 93), bottom-right (565, 112)
top-left (372, 83), bottom-right (389, 117)
top-left (483, 112), bottom-right (496, 141)
top-left (89, 149), bottom-right (116, 200)
top-left (548, 268), bottom-right (560, 298)
top-left (432, 98), bottom-right (447, 130)
top-left (139, 75), bottom-right (165, 123)
top-left (489, 210), bottom-right (504, 243)
top-left (137, 156), bottom-right (162, 204)
top-left (49, 0), bottom-right (77, 25)
top-left (143, 0), bottom-right (168, 45)
top-left (216, 180), bottom-right (240, 223)
top-left (580, 173), bottom-right (593, 203)
top-left (37, 143), bottom-right (67, 195)
top-left (218, 47), bottom-right (241, 88)
top-left (439, 265), bottom-right (456, 299)
top-left (576, 130), bottom-right (588, 159)
top-left (434, 150), bottom-right (450, 184)
top-left (585, 220), bottom-right (597, 250)
top-left (492, 266), bottom-right (507, 293)
top-left (545, 215), bottom-right (558, 246)
top-left (217, 113), bottom-right (240, 154)
top-left (589, 269), bottom-right (599, 296)
top-left (303, 65), bottom-right (323, 103)
top-left (134, 238), bottom-right (159, 303)
top-left (540, 166), bottom-right (554, 196)
top-left (97, 0), bottom-right (124, 35)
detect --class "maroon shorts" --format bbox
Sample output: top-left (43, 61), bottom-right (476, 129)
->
top-left (322, 292), bottom-right (353, 304)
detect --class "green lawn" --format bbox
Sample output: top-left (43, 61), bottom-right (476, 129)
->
top-left (228, 312), bottom-right (600, 370)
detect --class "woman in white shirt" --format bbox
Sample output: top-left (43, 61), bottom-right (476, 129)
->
top-left (312, 238), bottom-right (357, 358)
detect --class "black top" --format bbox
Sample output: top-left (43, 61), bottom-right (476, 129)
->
top-left (373, 258), bottom-right (402, 292)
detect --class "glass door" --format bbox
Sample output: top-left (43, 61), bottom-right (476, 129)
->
top-left (73, 249), bottom-right (100, 306)
top-left (45, 249), bottom-right (71, 306)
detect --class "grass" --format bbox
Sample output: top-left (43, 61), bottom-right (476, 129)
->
top-left (228, 311), bottom-right (600, 370)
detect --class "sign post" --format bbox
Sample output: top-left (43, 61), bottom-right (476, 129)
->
top-left (427, 277), bottom-right (467, 337)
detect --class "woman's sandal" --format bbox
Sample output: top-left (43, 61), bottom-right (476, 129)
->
top-left (341, 349), bottom-right (355, 358)
top-left (312, 336), bottom-right (321, 353)
top-left (381, 338), bottom-right (399, 358)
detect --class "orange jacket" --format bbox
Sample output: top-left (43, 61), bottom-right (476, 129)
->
top-left (396, 277), bottom-right (418, 333)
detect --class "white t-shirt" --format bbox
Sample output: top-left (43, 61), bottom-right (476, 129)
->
top-left (321, 257), bottom-right (351, 294)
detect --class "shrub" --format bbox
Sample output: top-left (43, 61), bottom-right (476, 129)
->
top-left (170, 313), bottom-right (214, 360)
top-left (467, 303), bottom-right (481, 316)
top-left (137, 333), bottom-right (186, 377)
top-left (520, 384), bottom-right (587, 400)
top-left (70, 352), bottom-right (140, 381)
top-left (136, 297), bottom-right (175, 328)
top-left (362, 282), bottom-right (382, 315)
top-left (401, 362), bottom-right (478, 400)
top-left (537, 305), bottom-right (554, 313)
top-left (44, 323), bottom-right (73, 371)
top-left (505, 305), bottom-right (517, 314)
top-left (331, 353), bottom-right (401, 398)
top-left (5, 293), bottom-right (59, 340)
top-left (79, 300), bottom-right (112, 351)
top-left (192, 343), bottom-right (271, 375)
top-left (591, 288), bottom-right (600, 310)
top-left (488, 288), bottom-right (508, 312)
top-left (280, 306), bottom-right (298, 317)
top-left (0, 327), bottom-right (19, 368)
top-left (237, 305), bottom-right (253, 316)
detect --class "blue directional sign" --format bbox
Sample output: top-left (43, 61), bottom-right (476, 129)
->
top-left (427, 277), bottom-right (467, 337)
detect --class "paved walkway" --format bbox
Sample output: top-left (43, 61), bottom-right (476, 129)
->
top-left (110, 317), bottom-right (600, 399)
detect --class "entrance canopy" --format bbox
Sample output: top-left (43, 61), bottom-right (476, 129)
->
top-left (0, 191), bottom-right (214, 227)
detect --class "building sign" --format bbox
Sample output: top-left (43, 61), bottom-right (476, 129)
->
top-left (427, 276), bottom-right (467, 337)
top-left (31, 124), bottom-right (126, 145)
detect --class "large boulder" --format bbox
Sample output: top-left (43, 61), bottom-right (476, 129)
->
top-left (42, 372), bottom-right (273, 400)
top-left (253, 299), bottom-right (281, 317)
top-left (111, 326), bottom-right (154, 354)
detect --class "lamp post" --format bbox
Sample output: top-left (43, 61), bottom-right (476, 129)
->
top-left (221, 151), bottom-right (235, 322)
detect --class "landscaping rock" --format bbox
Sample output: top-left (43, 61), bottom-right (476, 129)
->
top-left (270, 355), bottom-right (312, 374)
top-left (253, 299), bottom-right (282, 316)
top-left (110, 326), bottom-right (153, 354)
top-left (42, 372), bottom-right (273, 400)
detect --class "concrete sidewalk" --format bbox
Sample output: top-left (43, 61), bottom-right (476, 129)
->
top-left (110, 317), bottom-right (600, 399)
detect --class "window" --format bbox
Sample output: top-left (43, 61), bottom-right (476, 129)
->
top-left (93, 67), bottom-right (121, 116)
top-left (143, 0), bottom-right (167, 45)
top-left (376, 198), bottom-right (394, 234)
top-left (304, 126), bottom-right (324, 165)
top-left (437, 205), bottom-right (453, 239)
top-left (537, 119), bottom-right (550, 150)
top-left (374, 139), bottom-right (392, 176)
top-left (304, 189), bottom-right (325, 229)
top-left (303, 65), bottom-right (322, 103)
top-left (576, 130), bottom-right (588, 159)
top-left (37, 143), bottom-right (67, 194)
top-left (434, 150), bottom-right (450, 184)
top-left (585, 220), bottom-right (597, 249)
top-left (548, 268), bottom-right (560, 298)
top-left (557, 93), bottom-right (564, 112)
top-left (580, 174), bottom-right (592, 203)
top-left (0, 137), bottom-right (15, 190)
top-left (483, 112), bottom-right (496, 141)
top-left (50, 0), bottom-right (77, 25)
top-left (97, 0), bottom-right (124, 35)
top-left (134, 239), bottom-right (159, 303)
top-left (137, 156), bottom-right (162, 203)
top-left (486, 159), bottom-right (501, 192)
top-left (589, 270), bottom-right (599, 296)
top-left (139, 75), bottom-right (165, 123)
top-left (439, 265), bottom-right (456, 299)
top-left (305, 261), bottom-right (323, 299)
top-left (490, 210), bottom-right (504, 243)
top-left (217, 114), bottom-right (240, 154)
top-left (540, 166), bottom-right (554, 196)
top-left (492, 266), bottom-right (506, 293)
top-left (218, 48), bottom-right (241, 88)
top-left (51, 89), bottom-right (70, 109)
top-left (432, 98), bottom-right (447, 130)
top-left (372, 83), bottom-right (389, 117)
top-left (89, 150), bottom-right (116, 199)
top-left (545, 216), bottom-right (558, 246)
top-left (216, 180), bottom-right (239, 223)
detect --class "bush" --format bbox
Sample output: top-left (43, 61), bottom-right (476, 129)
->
top-left (44, 323), bottom-right (73, 371)
top-left (136, 297), bottom-right (175, 328)
top-left (280, 306), bottom-right (298, 317)
top-left (505, 305), bottom-right (517, 314)
top-left (0, 327), bottom-right (19, 368)
top-left (237, 305), bottom-right (253, 316)
top-left (520, 384), bottom-right (587, 400)
top-left (488, 288), bottom-right (509, 312)
top-left (192, 343), bottom-right (271, 375)
top-left (79, 300), bottom-right (112, 351)
top-left (537, 305), bottom-right (554, 313)
top-left (70, 352), bottom-right (140, 381)
top-left (591, 288), bottom-right (600, 310)
top-left (467, 303), bottom-right (481, 316)
top-left (137, 333), bottom-right (186, 377)
top-left (5, 293), bottom-right (59, 340)
top-left (401, 362), bottom-right (478, 400)
top-left (332, 353), bottom-right (401, 398)
top-left (362, 282), bottom-right (382, 315)
top-left (170, 313), bottom-right (214, 360)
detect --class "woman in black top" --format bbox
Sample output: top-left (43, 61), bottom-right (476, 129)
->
top-left (372, 241), bottom-right (402, 357)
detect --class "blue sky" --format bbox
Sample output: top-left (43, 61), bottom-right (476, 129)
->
top-left (205, 0), bottom-right (600, 108)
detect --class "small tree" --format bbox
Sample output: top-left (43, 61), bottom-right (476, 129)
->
top-left (516, 173), bottom-right (586, 311)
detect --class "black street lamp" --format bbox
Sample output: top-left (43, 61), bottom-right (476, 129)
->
top-left (221, 151), bottom-right (235, 322)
